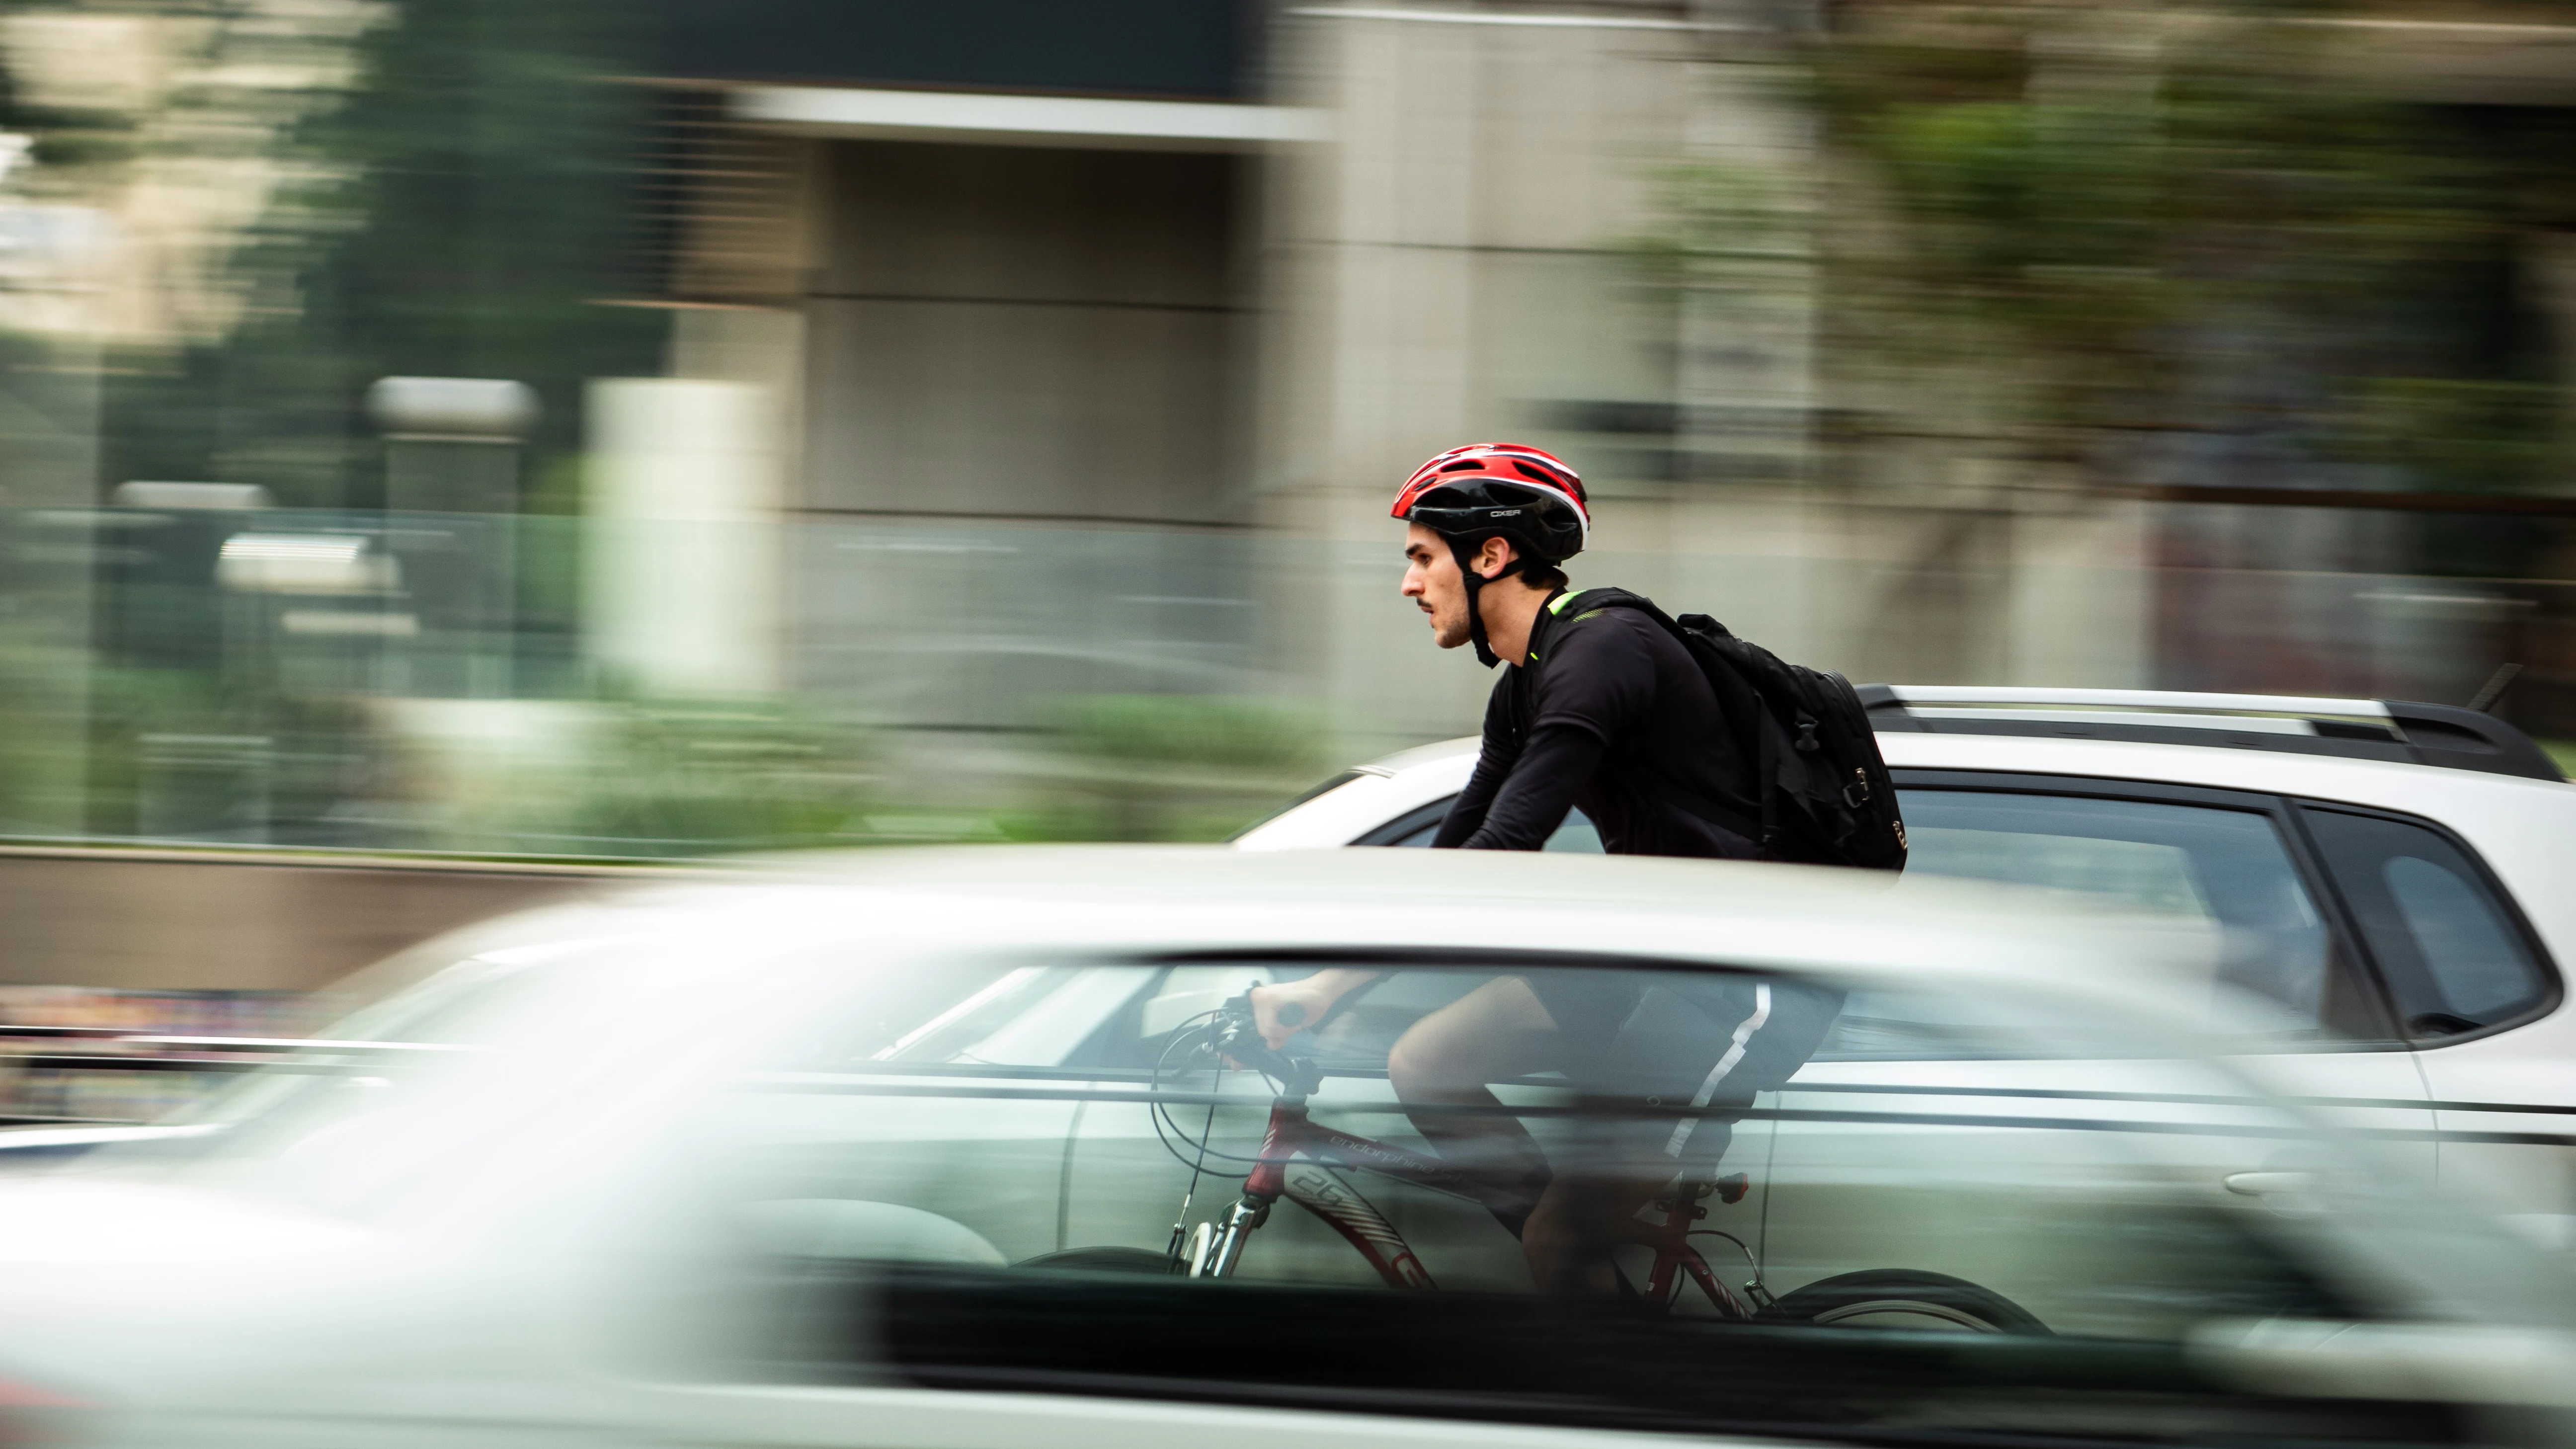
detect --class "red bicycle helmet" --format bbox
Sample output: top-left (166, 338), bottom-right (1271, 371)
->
top-left (1390, 443), bottom-right (1590, 564)
top-left (1393, 443), bottom-right (1591, 667)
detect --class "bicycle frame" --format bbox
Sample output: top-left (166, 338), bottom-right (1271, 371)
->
top-left (1183, 1058), bottom-right (1757, 1317)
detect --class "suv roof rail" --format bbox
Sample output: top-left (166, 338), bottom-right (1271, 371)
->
top-left (1858, 685), bottom-right (2564, 783)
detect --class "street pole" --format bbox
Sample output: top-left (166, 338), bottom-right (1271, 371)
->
top-left (365, 376), bottom-right (536, 699)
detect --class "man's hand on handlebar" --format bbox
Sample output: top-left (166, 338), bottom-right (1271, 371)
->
top-left (1243, 968), bottom-right (1382, 1049)
top-left (1212, 997), bottom-right (1318, 1091)
top-left (1247, 980), bottom-right (1335, 1049)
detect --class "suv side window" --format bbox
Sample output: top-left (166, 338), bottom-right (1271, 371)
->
top-left (2297, 806), bottom-right (2556, 1042)
top-left (1364, 798), bottom-right (1603, 852)
top-left (1892, 788), bottom-right (2379, 1045)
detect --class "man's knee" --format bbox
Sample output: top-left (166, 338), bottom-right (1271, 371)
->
top-left (1520, 1197), bottom-right (1616, 1294)
top-left (1520, 1197), bottom-right (1577, 1257)
top-left (1386, 1028), bottom-right (1452, 1099)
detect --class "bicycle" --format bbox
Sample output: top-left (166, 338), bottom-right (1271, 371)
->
top-left (1094, 995), bottom-right (2046, 1334)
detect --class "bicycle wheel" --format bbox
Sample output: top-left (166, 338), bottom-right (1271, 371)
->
top-left (1016, 1246), bottom-right (1177, 1275)
top-left (1754, 1270), bottom-right (2048, 1334)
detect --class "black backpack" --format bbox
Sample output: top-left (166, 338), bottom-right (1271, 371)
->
top-left (1554, 587), bottom-right (1908, 872)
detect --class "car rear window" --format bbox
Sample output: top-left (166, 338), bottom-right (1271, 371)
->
top-left (1368, 796), bottom-right (1603, 851)
top-left (1228, 770), bottom-right (1368, 839)
top-left (2297, 807), bottom-right (2556, 1041)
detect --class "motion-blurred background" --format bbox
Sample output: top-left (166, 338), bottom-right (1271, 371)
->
top-left (4, 0), bottom-right (2576, 1053)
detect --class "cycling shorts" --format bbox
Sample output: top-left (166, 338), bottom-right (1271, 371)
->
top-left (1524, 970), bottom-right (1844, 1174)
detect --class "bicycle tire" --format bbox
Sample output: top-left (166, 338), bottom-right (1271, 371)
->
top-left (1753, 1269), bottom-right (2048, 1334)
top-left (1016, 1246), bottom-right (1178, 1275)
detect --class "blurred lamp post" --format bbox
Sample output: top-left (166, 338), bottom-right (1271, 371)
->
top-left (365, 376), bottom-right (536, 514)
top-left (584, 378), bottom-right (781, 699)
top-left (365, 376), bottom-right (536, 698)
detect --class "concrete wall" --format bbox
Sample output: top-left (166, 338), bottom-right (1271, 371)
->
top-left (634, 8), bottom-right (2156, 764)
top-left (1259, 8), bottom-right (2153, 760)
top-left (801, 141), bottom-right (1249, 526)
top-left (0, 847), bottom-right (638, 992)
top-left (1261, 10), bottom-right (1774, 755)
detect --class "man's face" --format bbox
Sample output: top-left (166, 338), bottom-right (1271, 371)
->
top-left (1401, 523), bottom-right (1474, 649)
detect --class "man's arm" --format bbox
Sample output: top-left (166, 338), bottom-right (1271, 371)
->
top-left (1432, 677), bottom-right (1522, 847)
top-left (1248, 968), bottom-right (1379, 1048)
top-left (1452, 613), bottom-right (1649, 850)
top-left (1458, 724), bottom-right (1603, 850)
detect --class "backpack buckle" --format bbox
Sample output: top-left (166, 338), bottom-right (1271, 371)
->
top-left (1794, 717), bottom-right (1821, 754)
top-left (1841, 768), bottom-right (1870, 809)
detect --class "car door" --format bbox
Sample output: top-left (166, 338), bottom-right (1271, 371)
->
top-left (1892, 774), bottom-right (2434, 1119)
top-left (2284, 803), bottom-right (2575, 1244)
top-left (1057, 961), bottom-right (1561, 1293)
top-left (1762, 774), bottom-right (2436, 1308)
top-left (613, 951), bottom-right (2559, 1449)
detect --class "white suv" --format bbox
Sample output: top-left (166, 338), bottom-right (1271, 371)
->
top-left (1239, 687), bottom-right (2576, 1241)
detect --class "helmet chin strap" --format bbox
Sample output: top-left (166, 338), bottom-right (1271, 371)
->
top-left (1449, 536), bottom-right (1504, 668)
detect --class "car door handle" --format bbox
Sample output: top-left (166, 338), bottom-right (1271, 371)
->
top-left (2224, 1171), bottom-right (2319, 1197)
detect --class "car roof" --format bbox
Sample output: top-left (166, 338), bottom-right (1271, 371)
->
top-left (1863, 685), bottom-right (2562, 782)
top-left (1239, 710), bottom-right (2576, 963)
top-left (1298, 721), bottom-right (2576, 840)
top-left (1873, 727), bottom-right (2576, 801)
top-left (1306, 688), bottom-right (2575, 822)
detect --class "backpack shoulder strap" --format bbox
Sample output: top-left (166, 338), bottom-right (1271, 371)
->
top-left (1539, 586), bottom-right (1773, 851)
top-left (1549, 585), bottom-right (1667, 628)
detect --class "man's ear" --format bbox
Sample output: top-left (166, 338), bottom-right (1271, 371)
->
top-left (1474, 536), bottom-right (1516, 580)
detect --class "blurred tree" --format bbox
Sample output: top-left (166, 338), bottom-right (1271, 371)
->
top-left (1671, 5), bottom-right (2571, 502)
top-left (92, 0), bottom-right (668, 510)
top-left (0, 0), bottom-right (673, 840)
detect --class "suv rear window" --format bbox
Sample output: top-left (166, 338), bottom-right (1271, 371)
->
top-left (2297, 807), bottom-right (2556, 1041)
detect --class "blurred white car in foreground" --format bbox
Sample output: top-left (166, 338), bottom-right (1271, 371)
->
top-left (1239, 687), bottom-right (2576, 1242)
top-left (0, 848), bottom-right (2570, 1449)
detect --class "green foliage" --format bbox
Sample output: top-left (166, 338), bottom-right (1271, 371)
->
top-left (485, 701), bottom-right (876, 857)
top-left (1624, 164), bottom-right (1807, 290)
top-left (77, 666), bottom-right (265, 838)
top-left (0, 645), bottom-right (370, 842)
top-left (2326, 378), bottom-right (2563, 495)
top-left (0, 634), bottom-right (88, 835)
top-left (1044, 694), bottom-right (1325, 771)
top-left (1774, 8), bottom-right (2563, 488)
top-left (2543, 739), bottom-right (2576, 780)
top-left (1025, 695), bottom-right (1328, 842)
top-left (93, 0), bottom-right (668, 509)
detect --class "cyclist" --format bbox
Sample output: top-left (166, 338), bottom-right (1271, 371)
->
top-left (1247, 442), bottom-right (1839, 1295)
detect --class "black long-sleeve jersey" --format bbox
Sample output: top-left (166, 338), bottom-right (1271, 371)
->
top-left (1434, 590), bottom-right (1760, 859)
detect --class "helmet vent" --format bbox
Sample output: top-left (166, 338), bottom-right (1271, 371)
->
top-left (1511, 460), bottom-right (1566, 485)
top-left (1438, 459), bottom-right (1483, 472)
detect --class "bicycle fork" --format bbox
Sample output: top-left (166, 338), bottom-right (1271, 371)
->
top-left (1186, 1192), bottom-right (1273, 1278)
top-left (1183, 1096), bottom-right (1294, 1279)
top-left (1188, 1116), bottom-right (1440, 1287)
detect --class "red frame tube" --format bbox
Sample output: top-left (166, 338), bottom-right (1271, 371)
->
top-left (1234, 1094), bottom-right (1752, 1317)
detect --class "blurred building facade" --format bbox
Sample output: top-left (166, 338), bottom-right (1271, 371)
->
top-left (624, 0), bottom-right (2165, 762)
top-left (2, 0), bottom-right (2576, 862)
top-left (623, 0), bottom-right (1272, 733)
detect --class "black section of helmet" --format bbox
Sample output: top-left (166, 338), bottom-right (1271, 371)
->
top-left (1403, 479), bottom-right (1586, 566)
